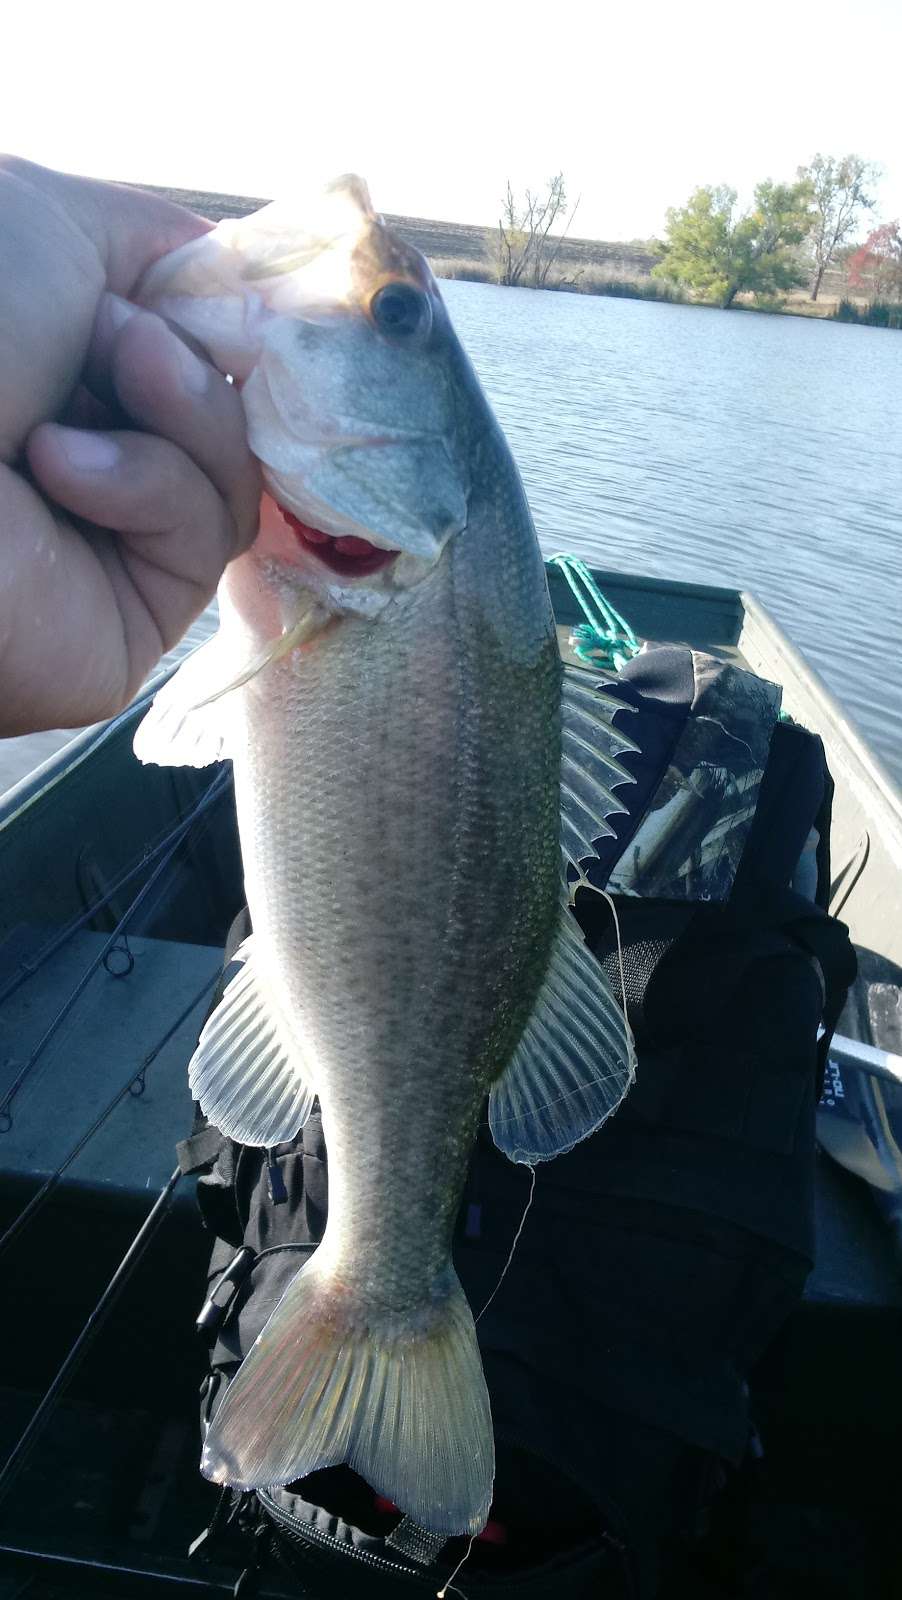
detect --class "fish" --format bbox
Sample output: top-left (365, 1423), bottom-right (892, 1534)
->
top-left (133, 176), bottom-right (639, 1537)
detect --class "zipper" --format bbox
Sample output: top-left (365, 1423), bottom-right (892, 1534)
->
top-left (259, 1444), bottom-right (634, 1596)
top-left (258, 1489), bottom-right (434, 1586)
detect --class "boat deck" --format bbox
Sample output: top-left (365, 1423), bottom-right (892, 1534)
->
top-left (0, 563), bottom-right (899, 1595)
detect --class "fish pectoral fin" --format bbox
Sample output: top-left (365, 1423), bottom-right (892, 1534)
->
top-left (133, 632), bottom-right (237, 769)
top-left (133, 605), bottom-right (330, 771)
top-left (489, 907), bottom-right (636, 1165)
top-left (201, 1256), bottom-right (494, 1539)
top-left (188, 937), bottom-right (316, 1146)
top-left (559, 663), bottom-right (641, 875)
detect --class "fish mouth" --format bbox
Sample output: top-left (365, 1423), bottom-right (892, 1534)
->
top-left (276, 505), bottom-right (399, 579)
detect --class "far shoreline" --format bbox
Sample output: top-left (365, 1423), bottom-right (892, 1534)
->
top-left (134, 181), bottom-right (899, 330)
top-left (438, 273), bottom-right (899, 329)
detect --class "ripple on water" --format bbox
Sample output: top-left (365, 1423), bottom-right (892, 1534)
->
top-left (443, 281), bottom-right (902, 784)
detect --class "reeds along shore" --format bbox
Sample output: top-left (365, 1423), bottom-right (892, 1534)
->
top-left (133, 185), bottom-right (896, 323)
top-left (429, 256), bottom-right (898, 323)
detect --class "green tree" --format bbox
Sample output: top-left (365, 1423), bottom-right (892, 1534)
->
top-left (798, 153), bottom-right (878, 301)
top-left (654, 181), bottom-right (814, 308)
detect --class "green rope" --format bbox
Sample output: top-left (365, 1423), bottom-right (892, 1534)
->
top-left (546, 555), bottom-right (794, 721)
top-left (546, 554), bottom-right (641, 672)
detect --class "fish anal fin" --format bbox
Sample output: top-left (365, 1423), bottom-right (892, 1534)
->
top-left (489, 909), bottom-right (635, 1165)
top-left (188, 937), bottom-right (315, 1146)
top-left (202, 1256), bottom-right (494, 1538)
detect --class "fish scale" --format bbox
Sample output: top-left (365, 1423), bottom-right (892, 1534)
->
top-left (134, 174), bottom-right (636, 1535)
top-left (232, 514), bottom-right (562, 1310)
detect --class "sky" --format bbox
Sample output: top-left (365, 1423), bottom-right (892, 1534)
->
top-left (4, 0), bottom-right (901, 243)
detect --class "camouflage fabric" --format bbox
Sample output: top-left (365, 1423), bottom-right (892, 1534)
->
top-left (604, 651), bottom-right (782, 903)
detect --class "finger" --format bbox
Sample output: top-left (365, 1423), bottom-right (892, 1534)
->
top-left (81, 292), bottom-right (137, 407)
top-left (85, 291), bottom-right (210, 403)
top-left (26, 423), bottom-right (238, 650)
top-left (0, 160), bottom-right (213, 459)
top-left (97, 305), bottom-right (260, 557)
top-left (84, 176), bottom-right (213, 295)
top-left (16, 159), bottom-right (215, 296)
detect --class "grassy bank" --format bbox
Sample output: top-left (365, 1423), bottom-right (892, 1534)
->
top-left (430, 258), bottom-right (686, 303)
top-left (832, 298), bottom-right (902, 329)
top-left (134, 182), bottom-right (897, 326)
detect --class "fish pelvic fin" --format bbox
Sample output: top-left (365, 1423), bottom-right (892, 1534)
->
top-left (559, 662), bottom-right (640, 876)
top-left (188, 937), bottom-right (315, 1146)
top-left (202, 1254), bottom-right (495, 1538)
top-left (489, 905), bottom-right (636, 1165)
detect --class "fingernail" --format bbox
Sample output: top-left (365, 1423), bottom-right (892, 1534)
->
top-left (169, 333), bottom-right (210, 396)
top-left (56, 427), bottom-right (121, 472)
top-left (105, 293), bottom-right (136, 333)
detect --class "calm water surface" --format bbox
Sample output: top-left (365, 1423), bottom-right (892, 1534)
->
top-left (2, 285), bottom-right (898, 800)
top-left (443, 281), bottom-right (902, 785)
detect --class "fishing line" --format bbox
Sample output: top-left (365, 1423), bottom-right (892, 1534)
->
top-left (472, 890), bottom-right (630, 1326)
top-left (436, 1534), bottom-right (475, 1598)
top-left (0, 1167), bottom-right (182, 1511)
top-left (592, 885), bottom-right (636, 1073)
top-left (0, 774), bottom-right (231, 1131)
top-left (475, 1163), bottom-right (536, 1324)
top-left (0, 966), bottom-right (222, 1261)
top-left (0, 767), bottom-right (232, 1007)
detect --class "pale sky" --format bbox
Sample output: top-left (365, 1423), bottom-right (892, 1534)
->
top-left (4, 0), bottom-right (900, 243)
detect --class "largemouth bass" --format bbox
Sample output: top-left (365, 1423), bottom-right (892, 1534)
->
top-left (134, 177), bottom-right (638, 1536)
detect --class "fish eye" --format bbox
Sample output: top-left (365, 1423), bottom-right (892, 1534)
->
top-left (370, 282), bottom-right (431, 341)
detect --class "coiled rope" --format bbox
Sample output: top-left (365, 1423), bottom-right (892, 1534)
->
top-left (546, 553), bottom-right (640, 671)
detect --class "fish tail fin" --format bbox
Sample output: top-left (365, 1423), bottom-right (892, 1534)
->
top-left (202, 1253), bottom-right (494, 1537)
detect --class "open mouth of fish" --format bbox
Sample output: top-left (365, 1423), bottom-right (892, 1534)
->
top-left (277, 505), bottom-right (399, 579)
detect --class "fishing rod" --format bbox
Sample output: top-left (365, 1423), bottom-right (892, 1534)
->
top-left (0, 1543), bottom-right (253, 1597)
top-left (0, 965), bottom-right (222, 1261)
top-left (0, 1167), bottom-right (183, 1513)
top-left (0, 771), bottom-right (231, 1133)
top-left (0, 766), bottom-right (233, 1008)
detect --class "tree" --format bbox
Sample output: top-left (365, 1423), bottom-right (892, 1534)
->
top-left (848, 220), bottom-right (902, 302)
top-left (496, 174), bottom-right (579, 289)
top-left (798, 153), bottom-right (878, 301)
top-left (653, 181), bottom-right (813, 308)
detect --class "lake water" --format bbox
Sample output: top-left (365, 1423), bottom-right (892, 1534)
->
top-left (443, 281), bottom-right (902, 785)
top-left (2, 285), bottom-right (900, 799)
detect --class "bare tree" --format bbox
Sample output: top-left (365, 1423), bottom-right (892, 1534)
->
top-left (798, 153), bottom-right (879, 300)
top-left (497, 174), bottom-right (579, 288)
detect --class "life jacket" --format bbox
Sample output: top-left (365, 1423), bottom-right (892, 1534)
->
top-left (178, 646), bottom-right (856, 1599)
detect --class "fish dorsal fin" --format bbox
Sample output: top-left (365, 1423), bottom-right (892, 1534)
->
top-left (489, 906), bottom-right (635, 1165)
top-left (189, 937), bottom-right (316, 1146)
top-left (559, 663), bottom-right (640, 874)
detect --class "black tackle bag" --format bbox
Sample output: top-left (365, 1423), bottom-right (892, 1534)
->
top-left (179, 647), bottom-right (856, 1599)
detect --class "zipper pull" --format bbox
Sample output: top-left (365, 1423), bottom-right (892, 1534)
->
top-left (196, 1246), bottom-right (257, 1340)
top-left (267, 1150), bottom-right (289, 1205)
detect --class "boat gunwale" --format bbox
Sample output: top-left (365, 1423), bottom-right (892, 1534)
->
top-left (739, 587), bottom-right (902, 836)
top-left (2, 564), bottom-right (900, 838)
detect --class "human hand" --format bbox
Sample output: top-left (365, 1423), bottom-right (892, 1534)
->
top-left (0, 157), bottom-right (261, 735)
